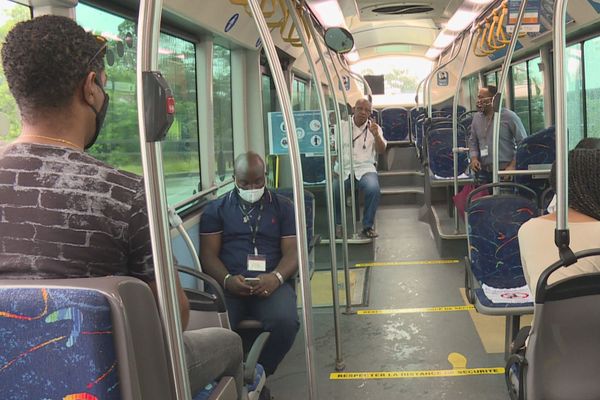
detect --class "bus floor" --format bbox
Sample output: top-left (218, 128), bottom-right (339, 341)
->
top-left (268, 204), bottom-right (512, 399)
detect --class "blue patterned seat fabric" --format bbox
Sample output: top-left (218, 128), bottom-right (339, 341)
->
top-left (0, 287), bottom-right (121, 400)
top-left (467, 195), bottom-right (537, 289)
top-left (381, 107), bottom-right (409, 141)
top-left (427, 127), bottom-right (469, 178)
top-left (515, 126), bottom-right (555, 197)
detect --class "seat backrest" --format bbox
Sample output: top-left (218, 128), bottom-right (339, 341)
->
top-left (527, 273), bottom-right (600, 399)
top-left (515, 126), bottom-right (556, 197)
top-left (0, 277), bottom-right (175, 400)
top-left (381, 107), bottom-right (409, 141)
top-left (427, 127), bottom-right (469, 178)
top-left (466, 195), bottom-right (537, 288)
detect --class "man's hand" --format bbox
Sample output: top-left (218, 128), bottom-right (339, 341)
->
top-left (226, 275), bottom-right (253, 296)
top-left (470, 157), bottom-right (481, 172)
top-left (368, 121), bottom-right (380, 137)
top-left (504, 160), bottom-right (516, 171)
top-left (252, 273), bottom-right (281, 298)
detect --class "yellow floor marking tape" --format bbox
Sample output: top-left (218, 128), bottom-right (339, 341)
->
top-left (448, 352), bottom-right (468, 369)
top-left (357, 305), bottom-right (475, 315)
top-left (354, 259), bottom-right (460, 267)
top-left (330, 367), bottom-right (504, 380)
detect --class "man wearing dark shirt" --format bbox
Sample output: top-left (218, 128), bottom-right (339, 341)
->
top-left (0, 15), bottom-right (243, 398)
top-left (468, 85), bottom-right (527, 183)
top-left (200, 152), bottom-right (300, 376)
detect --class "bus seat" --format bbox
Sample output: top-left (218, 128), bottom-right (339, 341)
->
top-left (515, 126), bottom-right (555, 198)
top-left (505, 250), bottom-right (600, 400)
top-left (0, 277), bottom-right (175, 400)
top-left (427, 127), bottom-right (469, 179)
top-left (464, 183), bottom-right (538, 357)
top-left (381, 107), bottom-right (409, 141)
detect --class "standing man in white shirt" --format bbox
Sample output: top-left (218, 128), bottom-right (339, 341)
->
top-left (334, 98), bottom-right (387, 238)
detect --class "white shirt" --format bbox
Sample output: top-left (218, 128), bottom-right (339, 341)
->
top-left (518, 216), bottom-right (600, 298)
top-left (335, 119), bottom-right (386, 180)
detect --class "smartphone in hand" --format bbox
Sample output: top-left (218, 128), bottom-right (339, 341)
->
top-left (244, 277), bottom-right (260, 286)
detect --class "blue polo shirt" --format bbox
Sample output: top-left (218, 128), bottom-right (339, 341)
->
top-left (199, 189), bottom-right (296, 277)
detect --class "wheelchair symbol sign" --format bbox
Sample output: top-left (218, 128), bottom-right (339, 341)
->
top-left (437, 71), bottom-right (449, 87)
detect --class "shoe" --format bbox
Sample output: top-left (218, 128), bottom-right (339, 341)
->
top-left (361, 227), bottom-right (378, 238)
top-left (335, 225), bottom-right (343, 239)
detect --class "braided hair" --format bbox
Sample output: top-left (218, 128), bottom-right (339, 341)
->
top-left (550, 149), bottom-right (600, 220)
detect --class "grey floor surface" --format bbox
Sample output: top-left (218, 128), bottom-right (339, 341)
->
top-left (268, 204), bottom-right (509, 400)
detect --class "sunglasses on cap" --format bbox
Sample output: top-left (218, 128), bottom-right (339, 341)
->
top-left (87, 34), bottom-right (114, 67)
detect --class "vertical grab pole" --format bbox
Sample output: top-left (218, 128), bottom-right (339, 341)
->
top-left (284, 0), bottom-right (345, 371)
top-left (305, 19), bottom-right (353, 314)
top-left (136, 0), bottom-right (192, 398)
top-left (334, 53), bottom-right (371, 238)
top-left (452, 26), bottom-right (476, 232)
top-left (553, 0), bottom-right (569, 235)
top-left (247, 1), bottom-right (318, 398)
top-left (327, 46), bottom-right (358, 311)
top-left (493, 0), bottom-right (528, 185)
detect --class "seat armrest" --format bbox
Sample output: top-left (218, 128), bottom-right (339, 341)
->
top-left (178, 266), bottom-right (226, 313)
top-left (243, 332), bottom-right (271, 384)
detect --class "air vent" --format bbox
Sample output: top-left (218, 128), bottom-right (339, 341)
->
top-left (371, 5), bottom-right (434, 15)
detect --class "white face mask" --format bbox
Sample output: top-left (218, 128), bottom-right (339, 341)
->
top-left (237, 184), bottom-right (265, 203)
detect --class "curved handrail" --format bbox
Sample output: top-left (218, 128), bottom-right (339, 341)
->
top-left (246, 1), bottom-right (317, 398)
top-left (452, 24), bottom-right (476, 232)
top-left (136, 0), bottom-right (192, 398)
top-left (427, 34), bottom-right (464, 118)
top-left (284, 0), bottom-right (345, 370)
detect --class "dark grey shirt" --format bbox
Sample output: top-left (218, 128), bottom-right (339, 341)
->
top-left (468, 108), bottom-right (527, 166)
top-left (0, 143), bottom-right (154, 282)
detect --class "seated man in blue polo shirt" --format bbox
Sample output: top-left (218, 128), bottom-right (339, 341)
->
top-left (199, 152), bottom-right (300, 377)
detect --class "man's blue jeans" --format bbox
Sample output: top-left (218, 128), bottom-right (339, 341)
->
top-left (333, 172), bottom-right (381, 230)
top-left (225, 282), bottom-right (299, 376)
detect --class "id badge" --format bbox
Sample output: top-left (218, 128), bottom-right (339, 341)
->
top-left (247, 254), bottom-right (267, 272)
top-left (480, 147), bottom-right (489, 157)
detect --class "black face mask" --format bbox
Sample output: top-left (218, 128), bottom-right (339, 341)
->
top-left (85, 77), bottom-right (110, 150)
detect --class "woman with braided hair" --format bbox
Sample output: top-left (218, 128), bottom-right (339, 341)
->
top-left (518, 148), bottom-right (600, 298)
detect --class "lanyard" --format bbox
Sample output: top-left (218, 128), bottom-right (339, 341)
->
top-left (352, 124), bottom-right (369, 150)
top-left (239, 201), bottom-right (264, 255)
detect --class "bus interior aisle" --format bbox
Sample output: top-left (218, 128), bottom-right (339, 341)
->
top-left (270, 145), bottom-right (513, 399)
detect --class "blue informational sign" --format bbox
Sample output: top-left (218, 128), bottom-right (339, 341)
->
top-left (488, 41), bottom-right (523, 61)
top-left (268, 111), bottom-right (325, 155)
top-left (224, 13), bottom-right (239, 33)
top-left (338, 75), bottom-right (351, 91)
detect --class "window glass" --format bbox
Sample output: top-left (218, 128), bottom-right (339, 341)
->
top-left (566, 43), bottom-right (584, 148)
top-left (77, 3), bottom-right (200, 205)
top-left (468, 75), bottom-right (479, 110)
top-left (213, 44), bottom-right (234, 183)
top-left (351, 56), bottom-right (432, 107)
top-left (584, 37), bottom-right (600, 139)
top-left (0, 1), bottom-right (30, 143)
top-left (292, 78), bottom-right (308, 111)
top-left (527, 57), bottom-right (545, 133)
top-left (486, 72), bottom-right (498, 87)
top-left (512, 62), bottom-right (530, 134)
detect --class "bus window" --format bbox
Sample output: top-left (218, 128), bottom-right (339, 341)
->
top-left (77, 3), bottom-right (201, 205)
top-left (0, 1), bottom-right (30, 143)
top-left (213, 44), bottom-right (234, 183)
top-left (512, 61), bottom-right (531, 133)
top-left (585, 36), bottom-right (600, 139)
top-left (528, 57), bottom-right (545, 133)
top-left (567, 43), bottom-right (584, 149)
